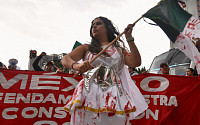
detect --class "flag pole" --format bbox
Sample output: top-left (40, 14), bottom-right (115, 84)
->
top-left (74, 16), bottom-right (142, 77)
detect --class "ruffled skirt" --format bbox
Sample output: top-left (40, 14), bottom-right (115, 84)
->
top-left (64, 66), bottom-right (148, 125)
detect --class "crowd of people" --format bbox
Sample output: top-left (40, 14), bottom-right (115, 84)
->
top-left (0, 57), bottom-right (197, 77)
top-left (0, 56), bottom-right (197, 77)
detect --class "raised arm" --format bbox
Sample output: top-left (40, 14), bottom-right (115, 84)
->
top-left (123, 24), bottom-right (141, 67)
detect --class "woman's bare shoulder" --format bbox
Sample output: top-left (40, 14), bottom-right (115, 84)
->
top-left (68, 44), bottom-right (89, 61)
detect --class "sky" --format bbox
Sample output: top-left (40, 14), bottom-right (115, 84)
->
top-left (0, 0), bottom-right (170, 70)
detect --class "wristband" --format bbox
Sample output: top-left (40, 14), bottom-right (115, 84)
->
top-left (126, 37), bottom-right (134, 42)
top-left (71, 62), bottom-right (78, 69)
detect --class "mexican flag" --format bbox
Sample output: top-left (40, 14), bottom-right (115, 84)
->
top-left (72, 41), bottom-right (82, 50)
top-left (142, 0), bottom-right (200, 74)
top-left (72, 41), bottom-right (83, 64)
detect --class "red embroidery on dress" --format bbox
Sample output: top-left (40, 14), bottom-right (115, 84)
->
top-left (125, 117), bottom-right (128, 125)
top-left (111, 96), bottom-right (117, 109)
top-left (91, 116), bottom-right (97, 120)
top-left (117, 79), bottom-right (123, 93)
top-left (105, 92), bottom-right (111, 106)
top-left (74, 81), bottom-right (84, 100)
top-left (176, 34), bottom-right (185, 42)
top-left (89, 102), bottom-right (93, 107)
top-left (91, 54), bottom-right (94, 61)
top-left (184, 30), bottom-right (193, 39)
top-left (73, 109), bottom-right (76, 125)
top-left (82, 96), bottom-right (86, 106)
top-left (73, 87), bottom-right (79, 100)
top-left (124, 101), bottom-right (132, 110)
top-left (108, 112), bottom-right (115, 117)
top-left (105, 46), bottom-right (116, 56)
top-left (78, 111), bottom-right (82, 123)
top-left (66, 95), bottom-right (73, 104)
top-left (125, 114), bottom-right (130, 125)
top-left (194, 56), bottom-right (200, 68)
top-left (183, 45), bottom-right (186, 50)
top-left (87, 53), bottom-right (91, 61)
top-left (83, 111), bottom-right (86, 125)
top-left (187, 18), bottom-right (200, 30)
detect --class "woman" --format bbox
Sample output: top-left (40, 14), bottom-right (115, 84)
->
top-left (61, 16), bottom-right (148, 125)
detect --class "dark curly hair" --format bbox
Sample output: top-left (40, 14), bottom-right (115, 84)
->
top-left (89, 16), bottom-right (125, 55)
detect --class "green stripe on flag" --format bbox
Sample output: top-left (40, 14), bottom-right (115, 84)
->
top-left (142, 0), bottom-right (192, 43)
top-left (72, 41), bottom-right (82, 50)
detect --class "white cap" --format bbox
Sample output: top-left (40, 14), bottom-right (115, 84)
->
top-left (9, 58), bottom-right (18, 65)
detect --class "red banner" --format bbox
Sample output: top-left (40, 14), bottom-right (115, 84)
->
top-left (0, 69), bottom-right (200, 125)
top-left (131, 73), bottom-right (200, 125)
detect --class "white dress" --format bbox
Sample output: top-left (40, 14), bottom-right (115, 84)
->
top-left (64, 45), bottom-right (148, 125)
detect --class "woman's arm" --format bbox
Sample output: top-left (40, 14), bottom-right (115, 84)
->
top-left (61, 44), bottom-right (93, 73)
top-left (123, 24), bottom-right (141, 67)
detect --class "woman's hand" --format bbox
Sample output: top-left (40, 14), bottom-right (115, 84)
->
top-left (124, 24), bottom-right (135, 39)
top-left (73, 61), bottom-right (93, 74)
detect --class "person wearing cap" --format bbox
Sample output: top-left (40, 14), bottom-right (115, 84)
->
top-left (8, 58), bottom-right (20, 70)
top-left (32, 52), bottom-right (54, 71)
top-left (160, 62), bottom-right (170, 75)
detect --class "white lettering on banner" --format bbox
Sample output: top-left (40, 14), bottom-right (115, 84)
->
top-left (42, 93), bottom-right (56, 103)
top-left (146, 109), bottom-right (159, 120)
top-left (62, 122), bottom-right (70, 125)
top-left (22, 107), bottom-right (38, 118)
top-left (4, 93), bottom-right (16, 103)
top-left (0, 72), bottom-right (180, 123)
top-left (62, 77), bottom-right (78, 91)
top-left (54, 107), bottom-right (67, 118)
top-left (58, 94), bottom-right (71, 104)
top-left (2, 107), bottom-right (18, 119)
top-left (0, 93), bottom-right (3, 100)
top-left (30, 75), bottom-right (61, 90)
top-left (2, 107), bottom-right (68, 119)
top-left (0, 72), bottom-right (28, 89)
top-left (16, 93), bottom-right (31, 103)
top-left (168, 96), bottom-right (178, 106)
top-left (151, 95), bottom-right (159, 105)
top-left (160, 95), bottom-right (168, 106)
top-left (34, 121), bottom-right (70, 125)
top-left (143, 95), bottom-right (150, 104)
top-left (2, 93), bottom-right (71, 104)
top-left (34, 121), bottom-right (58, 125)
top-left (0, 73), bottom-right (76, 91)
top-left (140, 76), bottom-right (169, 92)
top-left (31, 93), bottom-right (44, 103)
top-left (134, 109), bottom-right (159, 120)
top-left (143, 95), bottom-right (178, 106)
top-left (38, 107), bottom-right (53, 118)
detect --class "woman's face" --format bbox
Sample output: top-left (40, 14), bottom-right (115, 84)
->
top-left (91, 18), bottom-right (107, 39)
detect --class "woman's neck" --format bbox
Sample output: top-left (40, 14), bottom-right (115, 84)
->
top-left (96, 36), bottom-right (109, 46)
top-left (101, 41), bottom-right (110, 46)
